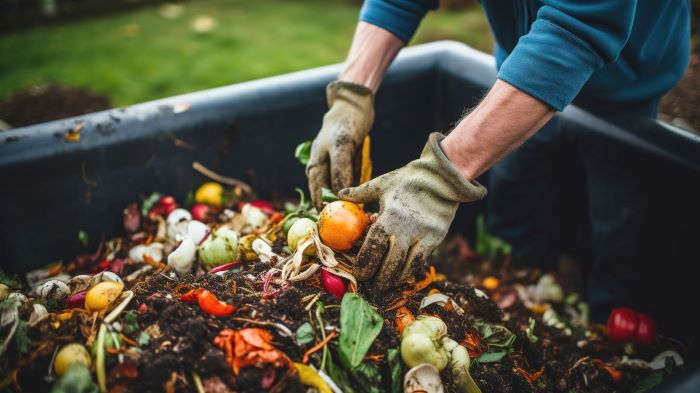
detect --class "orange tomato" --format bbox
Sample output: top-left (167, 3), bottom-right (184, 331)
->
top-left (318, 201), bottom-right (369, 251)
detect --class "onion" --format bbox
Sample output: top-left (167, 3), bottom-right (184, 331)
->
top-left (85, 281), bottom-right (124, 312)
top-left (65, 291), bottom-right (87, 309)
top-left (321, 269), bottom-right (346, 300)
top-left (199, 228), bottom-right (240, 270)
top-left (287, 218), bottom-right (316, 255)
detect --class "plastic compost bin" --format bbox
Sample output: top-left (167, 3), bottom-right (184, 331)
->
top-left (1, 41), bottom-right (699, 391)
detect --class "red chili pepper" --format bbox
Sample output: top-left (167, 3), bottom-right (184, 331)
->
top-left (592, 359), bottom-right (624, 383)
top-left (607, 307), bottom-right (657, 347)
top-left (198, 290), bottom-right (236, 316)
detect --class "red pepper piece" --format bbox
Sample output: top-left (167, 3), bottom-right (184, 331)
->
top-left (177, 288), bottom-right (202, 303)
top-left (198, 290), bottom-right (236, 316)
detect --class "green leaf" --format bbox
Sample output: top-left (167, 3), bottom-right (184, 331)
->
top-left (50, 363), bottom-right (98, 393)
top-left (474, 320), bottom-right (516, 349)
top-left (295, 140), bottom-right (312, 165)
top-left (141, 192), bottom-right (161, 217)
top-left (0, 271), bottom-right (21, 289)
top-left (321, 188), bottom-right (339, 203)
top-left (14, 320), bottom-right (31, 355)
top-left (475, 351), bottom-right (508, 363)
top-left (339, 293), bottom-right (383, 368)
top-left (77, 231), bottom-right (89, 247)
top-left (137, 331), bottom-right (150, 347)
top-left (296, 322), bottom-right (315, 345)
top-left (475, 215), bottom-right (512, 260)
top-left (526, 317), bottom-right (538, 343)
top-left (351, 362), bottom-right (383, 393)
top-left (387, 348), bottom-right (403, 393)
top-left (123, 310), bottom-right (139, 334)
top-left (325, 356), bottom-right (356, 393)
top-left (631, 370), bottom-right (664, 393)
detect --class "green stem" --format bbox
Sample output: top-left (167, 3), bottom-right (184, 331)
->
top-left (315, 302), bottom-right (328, 371)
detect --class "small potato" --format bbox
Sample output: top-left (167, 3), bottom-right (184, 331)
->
top-left (54, 343), bottom-right (91, 377)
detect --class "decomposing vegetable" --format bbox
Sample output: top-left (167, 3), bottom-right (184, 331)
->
top-left (242, 203), bottom-right (267, 229)
top-left (166, 208), bottom-right (192, 240)
top-left (187, 220), bottom-right (210, 244)
top-left (191, 203), bottom-right (211, 222)
top-left (533, 274), bottom-right (564, 303)
top-left (36, 280), bottom-right (70, 300)
top-left (213, 328), bottom-right (292, 374)
top-left (401, 316), bottom-right (481, 393)
top-left (90, 271), bottom-right (123, 286)
top-left (287, 217), bottom-right (316, 254)
top-left (128, 243), bottom-right (164, 263)
top-left (85, 281), bottom-right (124, 312)
top-left (0, 283), bottom-right (9, 301)
top-left (65, 291), bottom-right (87, 309)
top-left (198, 290), bottom-right (236, 316)
top-left (607, 307), bottom-right (657, 347)
top-left (404, 363), bottom-right (444, 393)
top-left (318, 201), bottom-right (369, 251)
top-left (294, 362), bottom-right (332, 393)
top-left (195, 182), bottom-right (224, 207)
top-left (167, 236), bottom-right (197, 276)
top-left (54, 343), bottom-right (92, 377)
top-left (199, 228), bottom-right (240, 269)
top-left (320, 269), bottom-right (346, 300)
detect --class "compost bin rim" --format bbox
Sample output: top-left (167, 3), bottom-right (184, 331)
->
top-left (2, 40), bottom-right (699, 171)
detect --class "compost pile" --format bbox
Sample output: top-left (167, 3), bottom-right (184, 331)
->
top-left (0, 181), bottom-right (687, 393)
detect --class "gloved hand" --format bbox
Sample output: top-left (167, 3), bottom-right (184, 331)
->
top-left (306, 80), bottom-right (374, 209)
top-left (339, 132), bottom-right (487, 290)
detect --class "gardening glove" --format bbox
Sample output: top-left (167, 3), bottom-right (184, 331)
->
top-left (339, 132), bottom-right (487, 291)
top-left (306, 80), bottom-right (374, 209)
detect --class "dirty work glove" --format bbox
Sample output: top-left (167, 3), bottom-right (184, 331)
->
top-left (339, 132), bottom-right (487, 290)
top-left (306, 80), bottom-right (374, 209)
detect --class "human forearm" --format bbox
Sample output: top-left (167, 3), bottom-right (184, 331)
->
top-left (341, 22), bottom-right (404, 93)
top-left (441, 79), bottom-right (556, 180)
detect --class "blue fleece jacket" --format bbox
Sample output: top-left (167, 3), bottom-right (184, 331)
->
top-left (359, 0), bottom-right (690, 111)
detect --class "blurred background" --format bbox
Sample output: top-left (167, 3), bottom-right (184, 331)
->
top-left (0, 0), bottom-right (697, 130)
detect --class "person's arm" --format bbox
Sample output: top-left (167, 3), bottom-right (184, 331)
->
top-left (341, 22), bottom-right (404, 92)
top-left (441, 79), bottom-right (556, 180)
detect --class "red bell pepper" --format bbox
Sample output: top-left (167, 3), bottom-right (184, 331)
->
top-left (607, 307), bottom-right (656, 347)
top-left (197, 290), bottom-right (236, 316)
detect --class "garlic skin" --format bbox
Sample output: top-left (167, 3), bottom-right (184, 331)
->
top-left (166, 208), bottom-right (192, 240)
top-left (404, 364), bottom-right (444, 393)
top-left (68, 275), bottom-right (93, 294)
top-left (186, 220), bottom-right (210, 244)
top-left (28, 304), bottom-right (49, 327)
top-left (241, 204), bottom-right (267, 229)
top-left (167, 236), bottom-right (197, 276)
top-left (129, 243), bottom-right (164, 263)
top-left (35, 280), bottom-right (70, 300)
top-left (91, 271), bottom-right (123, 286)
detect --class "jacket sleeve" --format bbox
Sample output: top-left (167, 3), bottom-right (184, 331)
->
top-left (497, 1), bottom-right (637, 110)
top-left (359, 0), bottom-right (439, 43)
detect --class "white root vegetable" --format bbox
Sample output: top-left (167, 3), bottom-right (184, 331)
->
top-left (187, 220), bottom-right (210, 244)
top-left (167, 236), bottom-right (197, 276)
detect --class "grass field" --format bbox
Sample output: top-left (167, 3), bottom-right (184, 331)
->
top-left (0, 0), bottom-right (491, 106)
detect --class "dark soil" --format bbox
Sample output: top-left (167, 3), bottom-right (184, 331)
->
top-left (0, 84), bottom-right (110, 128)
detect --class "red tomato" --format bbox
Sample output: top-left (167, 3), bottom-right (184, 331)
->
top-left (635, 312), bottom-right (657, 347)
top-left (191, 203), bottom-right (211, 221)
top-left (607, 307), bottom-right (639, 342)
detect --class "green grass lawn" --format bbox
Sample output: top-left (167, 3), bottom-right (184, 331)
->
top-left (0, 0), bottom-right (491, 106)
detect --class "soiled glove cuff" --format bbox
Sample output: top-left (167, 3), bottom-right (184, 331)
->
top-left (326, 80), bottom-right (374, 109)
top-left (419, 132), bottom-right (488, 203)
